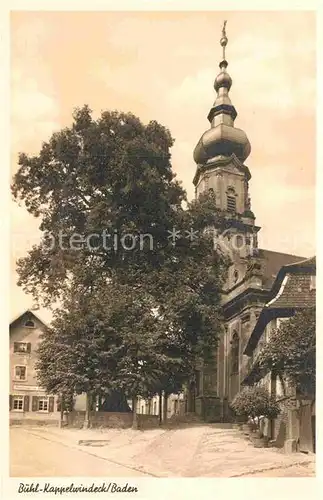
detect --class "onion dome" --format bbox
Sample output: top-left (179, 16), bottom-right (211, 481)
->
top-left (193, 22), bottom-right (251, 165)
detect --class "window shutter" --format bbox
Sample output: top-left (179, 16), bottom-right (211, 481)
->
top-left (227, 195), bottom-right (236, 212)
top-left (24, 395), bottom-right (30, 412)
top-left (9, 395), bottom-right (12, 410)
top-left (27, 343), bottom-right (31, 353)
top-left (49, 396), bottom-right (54, 413)
top-left (32, 396), bottom-right (38, 412)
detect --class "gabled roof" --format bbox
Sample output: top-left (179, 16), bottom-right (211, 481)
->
top-left (257, 249), bottom-right (307, 289)
top-left (222, 249), bottom-right (308, 315)
top-left (267, 255), bottom-right (316, 300)
top-left (10, 309), bottom-right (47, 328)
top-left (283, 255), bottom-right (316, 269)
top-left (244, 255), bottom-right (316, 355)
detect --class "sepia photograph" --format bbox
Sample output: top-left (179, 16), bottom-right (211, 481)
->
top-left (9, 8), bottom-right (316, 487)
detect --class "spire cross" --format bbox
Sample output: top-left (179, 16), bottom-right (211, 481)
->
top-left (220, 20), bottom-right (228, 61)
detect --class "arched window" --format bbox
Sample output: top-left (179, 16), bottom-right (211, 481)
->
top-left (227, 187), bottom-right (236, 212)
top-left (231, 332), bottom-right (240, 374)
top-left (208, 188), bottom-right (216, 203)
top-left (24, 319), bottom-right (35, 328)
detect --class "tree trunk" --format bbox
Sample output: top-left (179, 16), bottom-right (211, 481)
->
top-left (163, 392), bottom-right (168, 423)
top-left (158, 390), bottom-right (162, 425)
top-left (101, 389), bottom-right (131, 412)
top-left (187, 381), bottom-right (195, 412)
top-left (132, 396), bottom-right (138, 429)
top-left (59, 393), bottom-right (64, 428)
top-left (83, 392), bottom-right (91, 429)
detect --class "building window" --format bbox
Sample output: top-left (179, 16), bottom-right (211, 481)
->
top-left (12, 395), bottom-right (24, 411)
top-left (236, 235), bottom-right (244, 248)
top-left (203, 373), bottom-right (216, 393)
top-left (141, 405), bottom-right (144, 414)
top-left (174, 399), bottom-right (178, 414)
top-left (231, 332), bottom-right (240, 374)
top-left (153, 401), bottom-right (157, 415)
top-left (242, 314), bottom-right (250, 324)
top-left (14, 365), bottom-right (27, 381)
top-left (38, 398), bottom-right (49, 412)
top-left (14, 342), bottom-right (31, 353)
top-left (24, 320), bottom-right (35, 328)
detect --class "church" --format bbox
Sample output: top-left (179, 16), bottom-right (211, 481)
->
top-left (187, 24), bottom-right (306, 422)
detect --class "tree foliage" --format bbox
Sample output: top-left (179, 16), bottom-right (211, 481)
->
top-left (14, 106), bottom-right (228, 410)
top-left (257, 308), bottom-right (316, 395)
top-left (230, 386), bottom-right (280, 420)
top-left (12, 106), bottom-right (186, 305)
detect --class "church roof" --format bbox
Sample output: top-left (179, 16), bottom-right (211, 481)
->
top-left (257, 249), bottom-right (307, 289)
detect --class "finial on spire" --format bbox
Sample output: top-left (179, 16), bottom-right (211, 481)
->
top-left (220, 20), bottom-right (228, 61)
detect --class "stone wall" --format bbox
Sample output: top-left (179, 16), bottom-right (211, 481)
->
top-left (10, 410), bottom-right (60, 426)
top-left (10, 416), bottom-right (59, 426)
top-left (137, 414), bottom-right (159, 429)
top-left (67, 411), bottom-right (159, 430)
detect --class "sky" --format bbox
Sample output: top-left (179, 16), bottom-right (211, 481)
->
top-left (10, 11), bottom-right (316, 322)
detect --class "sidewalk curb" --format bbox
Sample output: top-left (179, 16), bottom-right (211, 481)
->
top-left (230, 460), bottom-right (315, 477)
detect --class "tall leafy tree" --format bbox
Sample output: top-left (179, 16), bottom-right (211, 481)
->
top-left (258, 307), bottom-right (316, 395)
top-left (13, 106), bottom-right (228, 422)
top-left (36, 279), bottom-right (169, 426)
top-left (12, 106), bottom-right (185, 304)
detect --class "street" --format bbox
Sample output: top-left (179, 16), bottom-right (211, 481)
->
top-left (10, 428), bottom-right (149, 477)
top-left (10, 425), bottom-right (315, 477)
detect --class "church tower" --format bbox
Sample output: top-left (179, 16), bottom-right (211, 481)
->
top-left (193, 21), bottom-right (260, 261)
top-left (188, 23), bottom-right (307, 423)
top-left (191, 22), bottom-right (264, 421)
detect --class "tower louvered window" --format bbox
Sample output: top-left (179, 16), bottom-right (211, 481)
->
top-left (227, 195), bottom-right (236, 212)
top-left (227, 187), bottom-right (236, 212)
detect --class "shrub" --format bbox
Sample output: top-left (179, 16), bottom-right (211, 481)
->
top-left (230, 386), bottom-right (280, 422)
